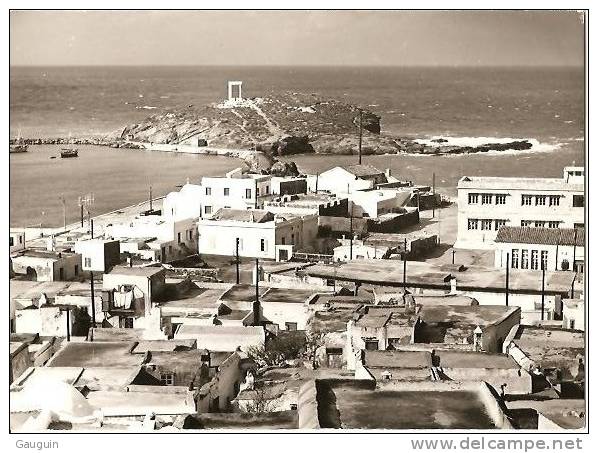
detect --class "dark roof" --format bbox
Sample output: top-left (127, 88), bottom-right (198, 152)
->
top-left (341, 164), bottom-right (384, 178)
top-left (496, 227), bottom-right (584, 247)
top-left (211, 209), bottom-right (273, 223)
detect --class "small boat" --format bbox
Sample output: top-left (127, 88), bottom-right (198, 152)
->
top-left (10, 143), bottom-right (28, 153)
top-left (60, 148), bottom-right (79, 158)
top-left (10, 130), bottom-right (28, 153)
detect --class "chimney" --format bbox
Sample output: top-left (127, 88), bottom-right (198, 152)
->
top-left (46, 235), bottom-right (55, 252)
top-left (450, 278), bottom-right (458, 295)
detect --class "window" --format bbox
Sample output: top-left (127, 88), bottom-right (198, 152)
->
top-left (291, 233), bottom-right (295, 243)
top-left (569, 320), bottom-right (576, 330)
top-left (521, 220), bottom-right (532, 227)
top-left (177, 232), bottom-right (182, 244)
top-left (521, 250), bottom-right (529, 269)
top-left (495, 219), bottom-right (507, 230)
top-left (281, 236), bottom-right (286, 245)
top-left (495, 194), bottom-right (507, 205)
top-left (522, 195), bottom-right (533, 206)
top-left (541, 250), bottom-right (548, 270)
top-left (364, 339), bottom-right (379, 351)
top-left (74, 265), bottom-right (79, 276)
top-left (467, 219), bottom-right (479, 230)
top-left (531, 250), bottom-right (539, 270)
top-left (468, 193), bottom-right (479, 204)
top-left (481, 219), bottom-right (492, 230)
top-left (168, 245), bottom-right (173, 254)
top-left (205, 187), bottom-right (211, 196)
top-left (224, 187), bottom-right (230, 196)
top-left (19, 236), bottom-right (22, 244)
top-left (535, 196), bottom-right (546, 206)
top-left (573, 195), bottom-right (584, 207)
top-left (549, 196), bottom-right (560, 206)
top-left (160, 373), bottom-right (174, 386)
top-left (245, 188), bottom-right (252, 199)
top-left (9, 237), bottom-right (13, 246)
top-left (122, 317), bottom-right (134, 329)
top-left (265, 186), bottom-right (270, 195)
top-left (481, 194), bottom-right (493, 205)
top-left (548, 221), bottom-right (560, 229)
top-left (534, 221), bottom-right (545, 228)
top-left (285, 322), bottom-right (298, 331)
top-left (256, 187), bottom-right (260, 196)
top-left (59, 268), bottom-right (64, 280)
top-left (574, 223), bottom-right (584, 229)
top-left (204, 205), bottom-right (212, 215)
top-left (260, 238), bottom-right (266, 252)
top-left (511, 249), bottom-right (519, 269)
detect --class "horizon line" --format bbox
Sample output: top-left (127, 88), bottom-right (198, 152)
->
top-left (9, 63), bottom-right (585, 69)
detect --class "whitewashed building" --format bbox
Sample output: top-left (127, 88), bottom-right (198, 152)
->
top-left (308, 164), bottom-right (390, 194)
top-left (456, 167), bottom-right (584, 250)
top-left (494, 227), bottom-right (584, 273)
top-left (196, 208), bottom-right (318, 260)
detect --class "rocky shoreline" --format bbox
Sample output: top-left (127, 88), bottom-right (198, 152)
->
top-left (10, 92), bottom-right (536, 156)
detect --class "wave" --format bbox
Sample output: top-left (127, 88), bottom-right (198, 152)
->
top-left (136, 105), bottom-right (158, 110)
top-left (413, 135), bottom-right (563, 154)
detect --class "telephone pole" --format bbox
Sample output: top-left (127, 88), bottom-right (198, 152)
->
top-left (59, 194), bottom-right (66, 230)
top-left (235, 238), bottom-right (240, 284)
top-left (358, 108), bottom-right (363, 165)
top-left (505, 253), bottom-right (510, 307)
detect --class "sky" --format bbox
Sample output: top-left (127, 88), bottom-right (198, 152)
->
top-left (10, 10), bottom-right (585, 67)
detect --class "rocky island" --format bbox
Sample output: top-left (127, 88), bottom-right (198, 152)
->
top-left (12, 91), bottom-right (534, 158)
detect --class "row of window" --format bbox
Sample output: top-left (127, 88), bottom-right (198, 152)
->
top-left (468, 193), bottom-right (507, 205)
top-left (204, 186), bottom-right (271, 198)
top-left (467, 218), bottom-right (507, 231)
top-left (511, 249), bottom-right (548, 270)
top-left (521, 195), bottom-right (562, 206)
top-left (521, 220), bottom-right (561, 228)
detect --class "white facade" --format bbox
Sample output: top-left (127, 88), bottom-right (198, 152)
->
top-left (163, 183), bottom-right (204, 221)
top-left (562, 299), bottom-right (584, 331)
top-left (106, 215), bottom-right (197, 263)
top-left (197, 210), bottom-right (318, 259)
top-left (10, 230), bottom-right (26, 254)
top-left (494, 242), bottom-right (584, 273)
top-left (200, 169), bottom-right (272, 218)
top-left (348, 189), bottom-right (413, 218)
top-left (456, 168), bottom-right (585, 250)
top-left (74, 239), bottom-right (120, 272)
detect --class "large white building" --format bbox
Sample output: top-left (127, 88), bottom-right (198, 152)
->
top-left (456, 167), bottom-right (584, 250)
top-left (196, 208), bottom-right (318, 260)
top-left (494, 227), bottom-right (585, 273)
top-left (162, 168), bottom-right (273, 221)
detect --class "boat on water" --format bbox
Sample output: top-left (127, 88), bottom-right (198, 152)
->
top-left (10, 130), bottom-right (28, 153)
top-left (60, 148), bottom-right (79, 158)
top-left (10, 143), bottom-right (28, 154)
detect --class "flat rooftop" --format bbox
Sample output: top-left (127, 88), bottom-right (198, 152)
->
top-left (219, 284), bottom-right (268, 302)
top-left (132, 339), bottom-right (197, 353)
top-left (86, 389), bottom-right (194, 416)
top-left (513, 326), bottom-right (584, 371)
top-left (47, 342), bottom-right (144, 368)
top-left (363, 350), bottom-right (432, 369)
top-left (507, 399), bottom-right (585, 430)
top-left (457, 175), bottom-right (584, 192)
top-left (107, 265), bottom-right (165, 278)
top-left (261, 287), bottom-right (317, 304)
top-left (186, 411), bottom-right (298, 430)
top-left (419, 305), bottom-right (516, 327)
top-left (302, 260), bottom-right (575, 294)
top-left (436, 351), bottom-right (519, 369)
top-left (316, 380), bottom-right (497, 429)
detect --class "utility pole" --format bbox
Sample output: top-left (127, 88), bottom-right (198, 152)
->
top-left (403, 238), bottom-right (407, 293)
top-left (358, 108), bottom-right (363, 165)
top-left (91, 219), bottom-right (94, 239)
top-left (235, 238), bottom-right (240, 284)
top-left (452, 249), bottom-right (456, 265)
top-left (253, 258), bottom-right (260, 326)
top-left (573, 228), bottom-right (578, 272)
top-left (505, 252), bottom-right (510, 307)
top-left (432, 173), bottom-right (436, 218)
top-left (349, 204), bottom-right (354, 260)
top-left (59, 194), bottom-right (66, 230)
top-left (90, 271), bottom-right (96, 333)
top-left (541, 264), bottom-right (546, 321)
top-left (65, 308), bottom-right (71, 342)
top-left (149, 185), bottom-right (153, 212)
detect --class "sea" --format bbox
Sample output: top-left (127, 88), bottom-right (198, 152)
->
top-left (10, 66), bottom-right (585, 227)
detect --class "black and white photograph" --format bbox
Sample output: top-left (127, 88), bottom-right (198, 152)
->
top-left (6, 5), bottom-right (590, 443)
